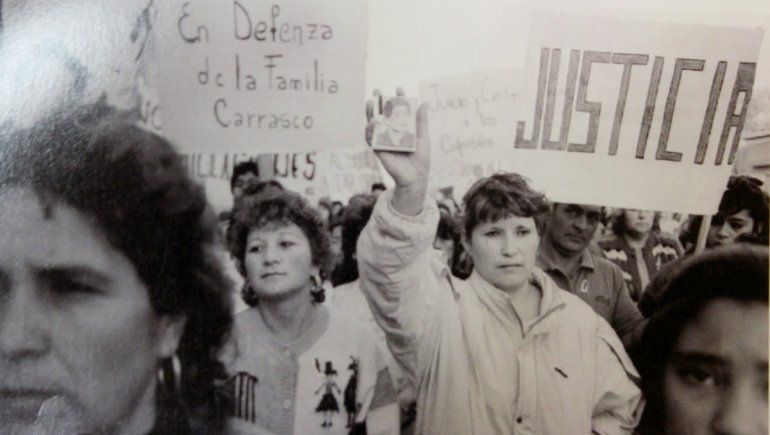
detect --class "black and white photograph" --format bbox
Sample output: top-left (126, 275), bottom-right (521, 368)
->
top-left (0, 0), bottom-right (768, 434)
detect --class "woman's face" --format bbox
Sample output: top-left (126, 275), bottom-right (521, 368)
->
top-left (0, 188), bottom-right (183, 433)
top-left (463, 215), bottom-right (539, 293)
top-left (242, 222), bottom-right (316, 301)
top-left (707, 209), bottom-right (755, 247)
top-left (624, 209), bottom-right (655, 237)
top-left (663, 299), bottom-right (768, 435)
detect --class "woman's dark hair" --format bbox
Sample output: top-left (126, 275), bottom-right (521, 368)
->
top-left (636, 244), bottom-right (769, 434)
top-left (461, 172), bottom-right (550, 239)
top-left (681, 176), bottom-right (770, 249)
top-left (0, 116), bottom-right (233, 433)
top-left (230, 160), bottom-right (260, 192)
top-left (228, 187), bottom-right (333, 305)
top-left (437, 212), bottom-right (471, 279)
top-left (331, 194), bottom-right (376, 286)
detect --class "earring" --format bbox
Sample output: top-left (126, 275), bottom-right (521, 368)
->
top-left (241, 281), bottom-right (260, 306)
top-left (157, 354), bottom-right (182, 396)
top-left (309, 275), bottom-right (325, 303)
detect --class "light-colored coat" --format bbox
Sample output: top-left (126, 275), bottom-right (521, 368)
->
top-left (357, 191), bottom-right (644, 435)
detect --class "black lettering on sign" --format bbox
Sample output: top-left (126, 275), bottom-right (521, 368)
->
top-left (656, 58), bottom-right (705, 162)
top-left (541, 48), bottom-right (561, 149)
top-left (694, 61), bottom-right (727, 164)
top-left (716, 62), bottom-right (756, 165)
top-left (233, 1), bottom-right (252, 40)
top-left (542, 49), bottom-right (580, 151)
top-left (608, 53), bottom-right (648, 156)
top-left (636, 56), bottom-right (664, 159)
top-left (569, 51), bottom-right (610, 153)
top-left (304, 153), bottom-right (317, 180)
top-left (515, 48), bottom-right (550, 149)
top-left (178, 2), bottom-right (209, 44)
top-left (233, 2), bottom-right (333, 44)
top-left (199, 57), bottom-right (210, 85)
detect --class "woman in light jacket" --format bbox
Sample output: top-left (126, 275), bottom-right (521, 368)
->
top-left (356, 102), bottom-right (643, 434)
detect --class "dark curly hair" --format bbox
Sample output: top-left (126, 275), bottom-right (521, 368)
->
top-left (461, 172), bottom-right (550, 239)
top-left (228, 187), bottom-right (333, 305)
top-left (680, 176), bottom-right (769, 249)
top-left (0, 115), bottom-right (233, 433)
top-left (636, 244), bottom-right (768, 435)
top-left (230, 160), bottom-right (260, 192)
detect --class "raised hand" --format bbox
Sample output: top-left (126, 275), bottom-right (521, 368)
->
top-left (366, 88), bottom-right (430, 215)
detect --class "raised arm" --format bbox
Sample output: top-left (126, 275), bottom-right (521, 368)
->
top-left (357, 95), bottom-right (450, 387)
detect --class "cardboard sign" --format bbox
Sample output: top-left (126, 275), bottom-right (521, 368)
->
top-left (182, 151), bottom-right (327, 212)
top-left (324, 147), bottom-right (383, 201)
top-left (512, 13), bottom-right (764, 214)
top-left (155, 0), bottom-right (367, 154)
top-left (419, 69), bottom-right (522, 197)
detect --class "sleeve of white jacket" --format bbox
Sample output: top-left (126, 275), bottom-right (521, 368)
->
top-left (356, 189), bottom-right (445, 389)
top-left (591, 320), bottom-right (645, 435)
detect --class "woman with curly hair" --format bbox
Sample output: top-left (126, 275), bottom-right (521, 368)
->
top-left (0, 115), bottom-right (233, 434)
top-left (222, 187), bottom-right (398, 435)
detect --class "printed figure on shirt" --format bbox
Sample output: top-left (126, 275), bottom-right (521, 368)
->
top-left (344, 357), bottom-right (360, 428)
top-left (315, 361), bottom-right (342, 428)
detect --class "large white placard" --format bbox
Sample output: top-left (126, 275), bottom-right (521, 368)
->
top-left (510, 13), bottom-right (763, 214)
top-left (183, 151), bottom-right (327, 212)
top-left (419, 69), bottom-right (522, 197)
top-left (155, 0), bottom-right (367, 154)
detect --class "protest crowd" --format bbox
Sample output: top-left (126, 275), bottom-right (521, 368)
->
top-left (0, 2), bottom-right (769, 435)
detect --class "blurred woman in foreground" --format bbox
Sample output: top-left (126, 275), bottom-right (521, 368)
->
top-left (637, 244), bottom-right (768, 435)
top-left (0, 116), bottom-right (233, 434)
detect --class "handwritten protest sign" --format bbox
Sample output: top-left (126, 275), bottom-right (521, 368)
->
top-left (419, 69), bottom-right (522, 197)
top-left (324, 147), bottom-right (383, 201)
top-left (155, 0), bottom-right (367, 154)
top-left (511, 13), bottom-right (763, 214)
top-left (183, 151), bottom-right (327, 212)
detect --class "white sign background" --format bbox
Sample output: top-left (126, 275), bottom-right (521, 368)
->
top-left (155, 0), bottom-right (367, 154)
top-left (509, 13), bottom-right (763, 214)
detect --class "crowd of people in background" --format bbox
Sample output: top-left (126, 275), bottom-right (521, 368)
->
top-left (0, 102), bottom-right (767, 435)
top-left (217, 104), bottom-right (769, 434)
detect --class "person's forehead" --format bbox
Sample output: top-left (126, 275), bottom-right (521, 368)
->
top-left (677, 299), bottom-right (768, 363)
top-left (477, 214), bottom-right (536, 228)
top-left (0, 187), bottom-right (138, 282)
top-left (247, 221), bottom-right (305, 240)
top-left (727, 209), bottom-right (753, 221)
top-left (559, 203), bottom-right (601, 213)
top-left (237, 172), bottom-right (259, 182)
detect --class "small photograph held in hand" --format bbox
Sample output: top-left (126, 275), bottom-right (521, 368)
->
top-left (371, 96), bottom-right (418, 153)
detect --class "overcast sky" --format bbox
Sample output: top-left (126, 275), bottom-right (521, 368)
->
top-left (365, 0), bottom-right (770, 94)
